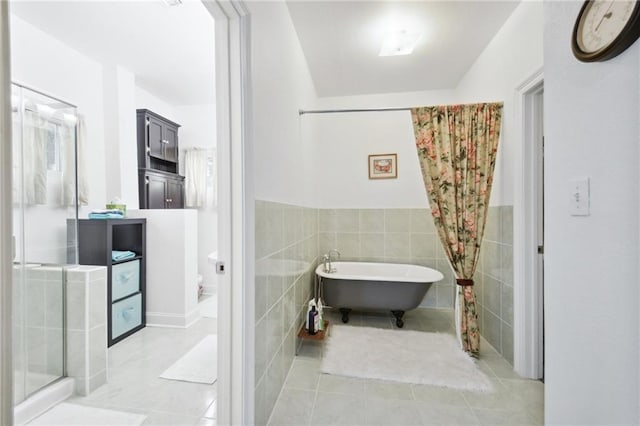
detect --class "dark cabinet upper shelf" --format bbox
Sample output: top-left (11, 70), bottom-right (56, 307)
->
top-left (136, 109), bottom-right (181, 173)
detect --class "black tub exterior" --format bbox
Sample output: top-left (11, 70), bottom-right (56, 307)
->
top-left (321, 277), bottom-right (432, 312)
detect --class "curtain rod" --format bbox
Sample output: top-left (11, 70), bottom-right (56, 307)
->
top-left (298, 107), bottom-right (413, 115)
top-left (299, 101), bottom-right (504, 116)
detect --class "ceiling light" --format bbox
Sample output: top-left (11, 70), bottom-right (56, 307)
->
top-left (162, 0), bottom-right (182, 6)
top-left (379, 30), bottom-right (422, 57)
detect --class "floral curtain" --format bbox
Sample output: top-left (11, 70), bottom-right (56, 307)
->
top-left (411, 103), bottom-right (503, 357)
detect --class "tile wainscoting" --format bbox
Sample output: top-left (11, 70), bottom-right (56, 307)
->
top-left (66, 265), bottom-right (108, 395)
top-left (475, 205), bottom-right (514, 364)
top-left (317, 208), bottom-right (456, 309)
top-left (254, 201), bottom-right (318, 426)
top-left (254, 202), bottom-right (515, 423)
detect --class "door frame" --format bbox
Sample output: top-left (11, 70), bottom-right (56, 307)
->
top-left (202, 0), bottom-right (254, 424)
top-left (513, 68), bottom-right (544, 379)
top-left (0, 1), bottom-right (254, 424)
top-left (0, 1), bottom-right (14, 424)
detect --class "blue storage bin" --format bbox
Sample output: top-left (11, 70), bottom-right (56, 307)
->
top-left (111, 293), bottom-right (142, 340)
top-left (111, 259), bottom-right (140, 302)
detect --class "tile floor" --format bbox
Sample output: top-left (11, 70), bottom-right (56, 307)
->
top-left (267, 308), bottom-right (543, 426)
top-left (65, 316), bottom-right (218, 425)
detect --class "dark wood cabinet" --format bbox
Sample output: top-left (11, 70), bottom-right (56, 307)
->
top-left (75, 218), bottom-right (146, 347)
top-left (138, 169), bottom-right (184, 209)
top-left (136, 109), bottom-right (184, 209)
top-left (166, 177), bottom-right (184, 208)
top-left (163, 124), bottom-right (179, 163)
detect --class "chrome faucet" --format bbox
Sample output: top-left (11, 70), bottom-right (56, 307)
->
top-left (323, 249), bottom-right (341, 273)
top-left (322, 254), bottom-right (331, 273)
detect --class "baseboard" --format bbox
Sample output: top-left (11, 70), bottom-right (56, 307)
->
top-left (146, 307), bottom-right (201, 328)
top-left (14, 378), bottom-right (74, 426)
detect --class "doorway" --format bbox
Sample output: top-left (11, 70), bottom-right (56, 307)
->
top-left (0, 0), bottom-right (251, 424)
top-left (534, 88), bottom-right (544, 380)
top-left (514, 71), bottom-right (544, 380)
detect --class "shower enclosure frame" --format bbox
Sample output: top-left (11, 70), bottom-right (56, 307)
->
top-left (1, 2), bottom-right (14, 423)
top-left (11, 81), bottom-right (79, 406)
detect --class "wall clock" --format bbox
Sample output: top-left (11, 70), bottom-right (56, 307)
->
top-left (572, 0), bottom-right (640, 62)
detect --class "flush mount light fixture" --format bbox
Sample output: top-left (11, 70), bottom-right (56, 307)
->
top-left (379, 30), bottom-right (422, 57)
top-left (162, 0), bottom-right (182, 6)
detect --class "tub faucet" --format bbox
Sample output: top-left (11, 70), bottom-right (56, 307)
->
top-left (322, 254), bottom-right (331, 273)
top-left (323, 249), bottom-right (340, 273)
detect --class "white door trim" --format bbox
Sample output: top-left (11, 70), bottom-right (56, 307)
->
top-left (0, 2), bottom-right (254, 423)
top-left (0, 1), bottom-right (14, 424)
top-left (513, 68), bottom-right (544, 379)
top-left (202, 1), bottom-right (254, 424)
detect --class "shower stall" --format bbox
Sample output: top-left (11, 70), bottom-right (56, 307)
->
top-left (11, 83), bottom-right (78, 405)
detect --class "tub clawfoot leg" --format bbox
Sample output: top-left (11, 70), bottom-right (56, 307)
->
top-left (339, 308), bottom-right (351, 324)
top-left (391, 310), bottom-right (405, 328)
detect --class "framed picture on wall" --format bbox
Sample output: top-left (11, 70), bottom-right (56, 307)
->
top-left (368, 153), bottom-right (397, 179)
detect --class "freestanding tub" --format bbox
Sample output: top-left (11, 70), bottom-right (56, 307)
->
top-left (315, 261), bottom-right (444, 327)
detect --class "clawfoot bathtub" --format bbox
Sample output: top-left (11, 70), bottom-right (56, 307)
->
top-left (315, 262), bottom-right (444, 328)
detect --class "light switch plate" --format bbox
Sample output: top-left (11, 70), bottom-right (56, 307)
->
top-left (569, 177), bottom-right (590, 216)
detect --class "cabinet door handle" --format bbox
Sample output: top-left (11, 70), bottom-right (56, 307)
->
top-left (161, 139), bottom-right (169, 144)
top-left (145, 178), bottom-right (149, 185)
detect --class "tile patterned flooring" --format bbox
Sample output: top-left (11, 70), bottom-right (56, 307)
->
top-left (55, 306), bottom-right (542, 425)
top-left (66, 317), bottom-right (217, 426)
top-left (267, 308), bottom-right (543, 426)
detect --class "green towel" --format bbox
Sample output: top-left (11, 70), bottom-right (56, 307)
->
top-left (112, 250), bottom-right (136, 262)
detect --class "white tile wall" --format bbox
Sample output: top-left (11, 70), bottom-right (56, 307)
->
top-left (254, 201), bottom-right (318, 426)
top-left (66, 265), bottom-right (108, 395)
top-left (475, 206), bottom-right (514, 365)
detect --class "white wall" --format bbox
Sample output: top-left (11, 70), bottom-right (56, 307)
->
top-left (307, 1), bottom-right (543, 209)
top-left (10, 15), bottom-right (106, 264)
top-left (135, 85), bottom-right (179, 124)
top-left (102, 65), bottom-right (139, 208)
top-left (116, 66), bottom-right (138, 209)
top-left (309, 90), bottom-right (455, 209)
top-left (128, 209), bottom-right (199, 328)
top-left (176, 104), bottom-right (218, 292)
top-left (544, 2), bottom-right (639, 424)
top-left (454, 1), bottom-right (543, 206)
top-left (309, 111), bottom-right (427, 209)
top-left (250, 1), bottom-right (317, 206)
top-left (11, 15), bottom-right (107, 210)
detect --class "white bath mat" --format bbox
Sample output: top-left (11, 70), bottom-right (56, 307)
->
top-left (28, 402), bottom-right (146, 425)
top-left (199, 295), bottom-right (217, 319)
top-left (160, 334), bottom-right (217, 384)
top-left (321, 325), bottom-right (493, 392)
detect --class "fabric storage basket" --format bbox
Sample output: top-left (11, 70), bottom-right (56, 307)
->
top-left (111, 293), bottom-right (142, 340)
top-left (111, 259), bottom-right (140, 302)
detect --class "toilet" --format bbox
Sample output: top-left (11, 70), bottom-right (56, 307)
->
top-left (197, 274), bottom-right (204, 298)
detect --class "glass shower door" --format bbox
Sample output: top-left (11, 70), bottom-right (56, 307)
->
top-left (11, 83), bottom-right (78, 404)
